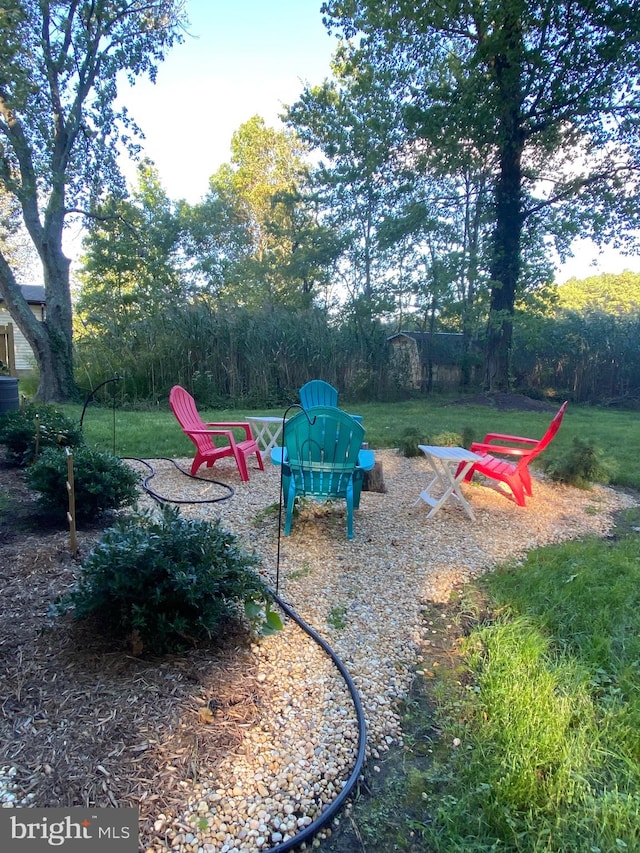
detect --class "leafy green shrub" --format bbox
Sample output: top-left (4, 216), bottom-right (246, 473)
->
top-left (397, 427), bottom-right (471, 457)
top-left (431, 430), bottom-right (463, 447)
top-left (543, 436), bottom-right (613, 489)
top-left (0, 404), bottom-right (84, 466)
top-left (60, 505), bottom-right (280, 654)
top-left (461, 425), bottom-right (475, 449)
top-left (27, 446), bottom-right (139, 521)
top-left (397, 426), bottom-right (427, 457)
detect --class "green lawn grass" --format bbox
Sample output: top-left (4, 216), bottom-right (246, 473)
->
top-left (66, 397), bottom-right (640, 490)
top-left (335, 509), bottom-right (640, 853)
top-left (414, 518), bottom-right (640, 853)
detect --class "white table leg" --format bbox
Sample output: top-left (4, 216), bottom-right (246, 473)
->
top-left (415, 455), bottom-right (476, 520)
top-left (251, 422), bottom-right (265, 450)
top-left (446, 459), bottom-right (476, 521)
top-left (262, 424), bottom-right (283, 455)
top-left (247, 418), bottom-right (285, 455)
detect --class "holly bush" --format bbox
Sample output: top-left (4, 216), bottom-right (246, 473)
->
top-left (61, 505), bottom-right (281, 654)
top-left (27, 446), bottom-right (139, 521)
top-left (0, 404), bottom-right (84, 466)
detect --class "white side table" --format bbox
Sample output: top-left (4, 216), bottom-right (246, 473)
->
top-left (415, 445), bottom-right (481, 521)
top-left (246, 416), bottom-right (288, 455)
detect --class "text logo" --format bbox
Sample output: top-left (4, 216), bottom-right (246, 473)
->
top-left (0, 808), bottom-right (138, 851)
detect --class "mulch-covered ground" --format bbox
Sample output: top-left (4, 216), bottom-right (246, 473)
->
top-left (0, 459), bottom-right (265, 845)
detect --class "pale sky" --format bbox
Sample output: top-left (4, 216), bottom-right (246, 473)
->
top-left (114, 0), bottom-right (639, 284)
top-left (117, 0), bottom-right (336, 203)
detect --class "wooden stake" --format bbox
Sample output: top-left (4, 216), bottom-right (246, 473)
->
top-left (65, 447), bottom-right (78, 557)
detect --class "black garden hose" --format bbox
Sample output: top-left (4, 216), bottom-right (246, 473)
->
top-left (263, 589), bottom-right (367, 852)
top-left (124, 456), bottom-right (234, 506)
top-left (262, 402), bottom-right (368, 851)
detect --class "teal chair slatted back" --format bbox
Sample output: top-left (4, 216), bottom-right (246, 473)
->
top-left (299, 380), bottom-right (339, 410)
top-left (280, 405), bottom-right (365, 538)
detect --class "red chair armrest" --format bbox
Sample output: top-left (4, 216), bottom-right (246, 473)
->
top-left (481, 432), bottom-right (537, 445)
top-left (188, 428), bottom-right (235, 439)
top-left (470, 441), bottom-right (531, 458)
top-left (205, 422), bottom-right (253, 441)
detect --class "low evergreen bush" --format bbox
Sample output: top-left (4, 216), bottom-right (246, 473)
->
top-left (397, 426), bottom-right (427, 457)
top-left (543, 436), bottom-right (613, 488)
top-left (0, 404), bottom-right (84, 466)
top-left (60, 505), bottom-right (280, 654)
top-left (397, 427), bottom-right (468, 457)
top-left (27, 446), bottom-right (139, 521)
top-left (461, 425), bottom-right (475, 449)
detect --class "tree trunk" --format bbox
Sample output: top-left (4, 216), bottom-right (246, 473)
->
top-left (460, 172), bottom-right (485, 387)
top-left (363, 460), bottom-right (386, 493)
top-left (485, 132), bottom-right (523, 391)
top-left (484, 18), bottom-right (525, 393)
top-left (0, 249), bottom-right (76, 403)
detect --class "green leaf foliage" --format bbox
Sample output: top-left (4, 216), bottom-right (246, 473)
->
top-left (0, 0), bottom-right (187, 402)
top-left (27, 446), bottom-right (139, 521)
top-left (188, 115), bottom-right (331, 309)
top-left (77, 160), bottom-right (185, 333)
top-left (557, 272), bottom-right (640, 316)
top-left (62, 505), bottom-right (274, 654)
top-left (0, 404), bottom-right (84, 466)
top-left (397, 426), bottom-right (464, 457)
top-left (397, 426), bottom-right (427, 457)
top-left (543, 436), bottom-right (613, 489)
top-left (318, 0), bottom-right (640, 391)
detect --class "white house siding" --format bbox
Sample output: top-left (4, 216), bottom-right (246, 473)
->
top-left (0, 305), bottom-right (43, 372)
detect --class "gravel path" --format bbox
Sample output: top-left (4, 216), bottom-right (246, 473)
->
top-left (131, 451), bottom-right (636, 853)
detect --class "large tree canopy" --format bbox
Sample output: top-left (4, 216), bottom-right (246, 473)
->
top-left (0, 0), bottom-right (185, 401)
top-left (288, 64), bottom-right (404, 313)
top-left (287, 57), bottom-right (498, 352)
top-left (321, 0), bottom-right (640, 389)
top-left (185, 116), bottom-right (340, 309)
top-left (76, 160), bottom-right (184, 331)
top-left (557, 271), bottom-right (640, 315)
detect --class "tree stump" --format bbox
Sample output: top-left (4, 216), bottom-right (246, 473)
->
top-left (363, 461), bottom-right (386, 493)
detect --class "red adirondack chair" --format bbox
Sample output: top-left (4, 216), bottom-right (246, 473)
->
top-left (169, 385), bottom-right (264, 481)
top-left (457, 401), bottom-right (568, 506)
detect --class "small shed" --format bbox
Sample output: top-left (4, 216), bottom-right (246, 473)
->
top-left (387, 331), bottom-right (468, 390)
top-left (0, 285), bottom-right (46, 375)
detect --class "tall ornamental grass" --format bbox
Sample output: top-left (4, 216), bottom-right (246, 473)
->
top-left (74, 302), bottom-right (390, 408)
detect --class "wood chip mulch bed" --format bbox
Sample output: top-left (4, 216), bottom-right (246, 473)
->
top-left (0, 460), bottom-right (266, 844)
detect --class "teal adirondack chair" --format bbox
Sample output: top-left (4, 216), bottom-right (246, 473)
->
top-left (271, 406), bottom-right (374, 539)
top-left (298, 379), bottom-right (364, 423)
top-left (299, 380), bottom-right (339, 410)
